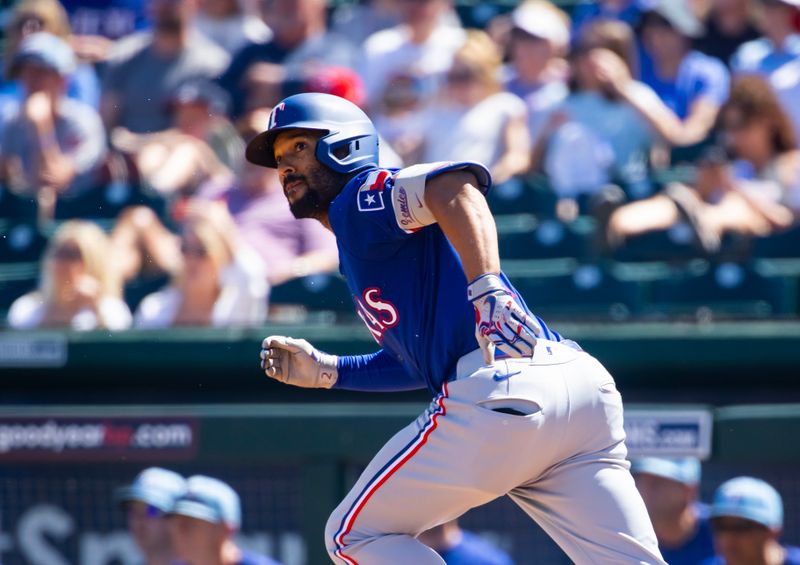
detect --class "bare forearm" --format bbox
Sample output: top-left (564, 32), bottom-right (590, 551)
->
top-left (425, 171), bottom-right (500, 281)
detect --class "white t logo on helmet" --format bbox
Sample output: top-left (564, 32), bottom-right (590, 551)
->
top-left (268, 102), bottom-right (286, 130)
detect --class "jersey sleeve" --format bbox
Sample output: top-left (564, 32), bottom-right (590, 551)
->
top-left (334, 349), bottom-right (425, 392)
top-left (331, 163), bottom-right (491, 257)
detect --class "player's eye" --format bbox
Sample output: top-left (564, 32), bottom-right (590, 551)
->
top-left (296, 141), bottom-right (307, 152)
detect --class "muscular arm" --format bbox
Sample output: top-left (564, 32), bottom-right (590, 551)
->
top-left (424, 170), bottom-right (500, 281)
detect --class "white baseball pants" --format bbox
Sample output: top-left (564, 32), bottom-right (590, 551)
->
top-left (325, 340), bottom-right (666, 565)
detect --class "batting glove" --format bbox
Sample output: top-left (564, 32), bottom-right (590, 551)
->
top-left (260, 336), bottom-right (338, 389)
top-left (468, 273), bottom-right (540, 364)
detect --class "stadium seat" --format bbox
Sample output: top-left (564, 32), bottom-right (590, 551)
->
top-left (486, 175), bottom-right (558, 217)
top-left (497, 215), bottom-right (595, 261)
top-left (751, 225), bottom-right (800, 258)
top-left (647, 261), bottom-right (795, 319)
top-left (508, 263), bottom-right (644, 321)
top-left (0, 261), bottom-right (39, 318)
top-left (0, 222), bottom-right (48, 263)
top-left (0, 187), bottom-right (37, 221)
top-left (269, 273), bottom-right (354, 315)
top-left (54, 182), bottom-right (167, 221)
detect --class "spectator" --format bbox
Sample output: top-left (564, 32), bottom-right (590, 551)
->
top-left (218, 0), bottom-right (357, 118)
top-left (416, 30), bottom-right (531, 185)
top-left (702, 476), bottom-right (800, 565)
top-left (540, 20), bottom-right (658, 203)
top-left (638, 1), bottom-right (730, 144)
top-left (0, 32), bottom-right (107, 216)
top-left (358, 0), bottom-right (465, 107)
top-left (111, 79), bottom-right (242, 198)
top-left (589, 2), bottom-right (729, 153)
top-left (731, 0), bottom-right (800, 141)
top-left (693, 0), bottom-right (760, 65)
top-left (101, 0), bottom-right (230, 134)
top-left (605, 76), bottom-right (799, 251)
top-left (418, 519), bottom-right (514, 565)
top-left (503, 0), bottom-right (570, 149)
top-left (194, 0), bottom-right (272, 56)
top-left (115, 467), bottom-right (187, 565)
top-left (7, 220), bottom-right (132, 330)
top-left (731, 0), bottom-right (800, 76)
top-left (2, 0), bottom-right (101, 108)
top-left (631, 457), bottom-right (716, 565)
top-left (168, 475), bottom-right (280, 565)
top-left (132, 211), bottom-right (267, 328)
top-left (330, 0), bottom-right (400, 46)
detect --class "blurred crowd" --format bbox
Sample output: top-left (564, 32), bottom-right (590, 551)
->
top-left (2, 0), bottom-right (800, 330)
top-left (112, 460), bottom-right (800, 564)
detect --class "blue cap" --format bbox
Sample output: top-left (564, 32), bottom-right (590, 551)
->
top-left (170, 475), bottom-right (241, 529)
top-left (11, 32), bottom-right (76, 78)
top-left (710, 476), bottom-right (783, 529)
top-left (630, 457), bottom-right (701, 485)
top-left (115, 467), bottom-right (187, 512)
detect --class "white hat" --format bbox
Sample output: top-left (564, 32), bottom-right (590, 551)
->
top-left (511, 2), bottom-right (570, 48)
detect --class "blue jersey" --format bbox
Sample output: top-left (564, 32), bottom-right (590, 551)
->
top-left (330, 163), bottom-right (562, 395)
top-left (660, 503), bottom-right (715, 565)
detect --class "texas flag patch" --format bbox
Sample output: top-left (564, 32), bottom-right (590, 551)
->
top-left (357, 170), bottom-right (389, 212)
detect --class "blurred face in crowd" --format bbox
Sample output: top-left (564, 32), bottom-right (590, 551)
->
top-left (17, 61), bottom-right (64, 97)
top-left (126, 501), bottom-right (174, 556)
top-left (510, 29), bottom-right (555, 81)
top-left (240, 159), bottom-right (281, 195)
top-left (711, 517), bottom-right (776, 565)
top-left (180, 230), bottom-right (219, 284)
top-left (397, 0), bottom-right (446, 28)
top-left (169, 514), bottom-right (227, 563)
top-left (48, 240), bottom-right (86, 301)
top-left (757, 0), bottom-right (795, 34)
top-left (445, 60), bottom-right (486, 106)
top-left (148, 0), bottom-right (197, 33)
top-left (273, 129), bottom-right (351, 220)
top-left (262, 0), bottom-right (325, 46)
top-left (199, 0), bottom-right (239, 19)
top-left (173, 101), bottom-right (214, 137)
top-left (722, 107), bottom-right (774, 162)
top-left (641, 15), bottom-right (689, 61)
top-left (634, 473), bottom-right (694, 524)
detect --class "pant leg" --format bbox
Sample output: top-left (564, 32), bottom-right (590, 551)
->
top-left (324, 369), bottom-right (559, 565)
top-left (507, 352), bottom-right (665, 565)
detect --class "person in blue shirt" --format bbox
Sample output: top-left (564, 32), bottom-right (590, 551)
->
top-left (248, 92), bottom-right (666, 564)
top-left (418, 519), bottom-right (514, 565)
top-left (702, 476), bottom-right (800, 565)
top-left (167, 475), bottom-right (281, 565)
top-left (115, 467), bottom-right (187, 565)
top-left (731, 0), bottom-right (800, 76)
top-left (631, 457), bottom-right (715, 565)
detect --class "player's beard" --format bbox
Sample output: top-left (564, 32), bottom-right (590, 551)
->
top-left (286, 163), bottom-right (351, 221)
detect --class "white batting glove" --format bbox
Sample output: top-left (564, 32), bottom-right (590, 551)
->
top-left (260, 336), bottom-right (338, 389)
top-left (468, 274), bottom-right (540, 364)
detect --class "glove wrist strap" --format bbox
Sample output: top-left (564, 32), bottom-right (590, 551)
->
top-left (467, 273), bottom-right (505, 301)
top-left (316, 352), bottom-right (339, 389)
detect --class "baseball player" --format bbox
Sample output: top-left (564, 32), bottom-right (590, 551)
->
top-left (247, 93), bottom-right (665, 565)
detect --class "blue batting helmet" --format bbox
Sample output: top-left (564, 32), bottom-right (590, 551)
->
top-left (245, 93), bottom-right (379, 174)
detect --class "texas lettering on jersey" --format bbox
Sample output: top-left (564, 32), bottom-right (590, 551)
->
top-left (353, 287), bottom-right (399, 343)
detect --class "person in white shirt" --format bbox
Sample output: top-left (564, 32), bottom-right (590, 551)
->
top-left (134, 211), bottom-right (267, 328)
top-left (359, 0), bottom-right (465, 108)
top-left (7, 220), bottom-right (132, 331)
top-left (417, 30), bottom-right (531, 185)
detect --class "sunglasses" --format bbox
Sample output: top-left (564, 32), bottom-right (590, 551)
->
top-left (51, 246), bottom-right (82, 262)
top-left (711, 519), bottom-right (769, 533)
top-left (447, 70), bottom-right (479, 84)
top-left (126, 502), bottom-right (163, 519)
top-left (181, 243), bottom-right (208, 258)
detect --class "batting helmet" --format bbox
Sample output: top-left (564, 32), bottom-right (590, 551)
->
top-left (245, 93), bottom-right (380, 174)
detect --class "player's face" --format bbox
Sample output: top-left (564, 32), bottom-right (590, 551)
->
top-left (273, 129), bottom-right (350, 220)
top-left (711, 517), bottom-right (774, 565)
top-left (168, 514), bottom-right (227, 562)
top-left (126, 501), bottom-right (173, 555)
top-left (633, 473), bottom-right (693, 522)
